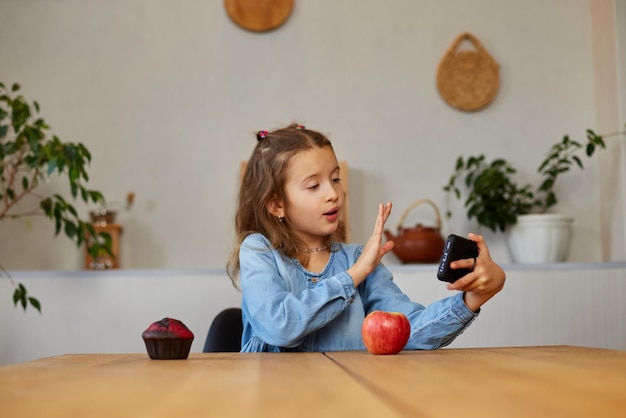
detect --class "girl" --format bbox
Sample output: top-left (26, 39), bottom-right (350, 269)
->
top-left (227, 123), bottom-right (505, 352)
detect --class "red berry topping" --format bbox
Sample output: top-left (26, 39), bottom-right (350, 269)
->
top-left (142, 318), bottom-right (194, 339)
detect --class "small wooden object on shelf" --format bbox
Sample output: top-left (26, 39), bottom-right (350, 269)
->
top-left (84, 210), bottom-right (122, 270)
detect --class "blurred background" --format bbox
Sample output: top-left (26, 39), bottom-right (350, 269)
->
top-left (0, 0), bottom-right (624, 270)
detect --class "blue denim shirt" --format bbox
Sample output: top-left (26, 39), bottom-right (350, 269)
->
top-left (239, 233), bottom-right (478, 352)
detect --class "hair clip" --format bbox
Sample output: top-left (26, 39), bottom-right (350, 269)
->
top-left (257, 130), bottom-right (269, 141)
top-left (296, 125), bottom-right (305, 130)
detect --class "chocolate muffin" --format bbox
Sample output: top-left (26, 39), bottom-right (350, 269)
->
top-left (142, 317), bottom-right (194, 360)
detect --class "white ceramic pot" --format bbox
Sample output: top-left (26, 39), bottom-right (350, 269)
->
top-left (506, 214), bottom-right (573, 263)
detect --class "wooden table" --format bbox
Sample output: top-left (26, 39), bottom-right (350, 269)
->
top-left (326, 345), bottom-right (626, 417)
top-left (1, 346), bottom-right (625, 417)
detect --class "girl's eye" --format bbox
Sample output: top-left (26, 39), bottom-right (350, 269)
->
top-left (307, 184), bottom-right (319, 190)
top-left (333, 177), bottom-right (342, 184)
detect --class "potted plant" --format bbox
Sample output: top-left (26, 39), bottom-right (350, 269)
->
top-left (443, 126), bottom-right (625, 262)
top-left (1, 82), bottom-right (111, 312)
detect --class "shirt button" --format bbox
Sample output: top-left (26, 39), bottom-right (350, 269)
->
top-left (311, 278), bottom-right (318, 283)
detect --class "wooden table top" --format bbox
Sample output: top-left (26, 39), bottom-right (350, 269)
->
top-left (326, 345), bottom-right (626, 417)
top-left (0, 352), bottom-right (400, 418)
top-left (1, 346), bottom-right (625, 418)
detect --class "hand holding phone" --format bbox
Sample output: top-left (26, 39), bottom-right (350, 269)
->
top-left (437, 234), bottom-right (479, 283)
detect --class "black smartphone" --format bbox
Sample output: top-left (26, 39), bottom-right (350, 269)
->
top-left (437, 234), bottom-right (479, 283)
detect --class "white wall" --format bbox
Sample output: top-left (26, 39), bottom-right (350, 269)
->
top-left (0, 0), bottom-right (624, 271)
top-left (2, 263), bottom-right (625, 365)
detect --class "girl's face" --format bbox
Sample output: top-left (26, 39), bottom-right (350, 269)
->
top-left (282, 146), bottom-right (344, 248)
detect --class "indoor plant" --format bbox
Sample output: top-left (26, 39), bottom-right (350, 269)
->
top-left (443, 126), bottom-right (625, 261)
top-left (1, 82), bottom-right (111, 312)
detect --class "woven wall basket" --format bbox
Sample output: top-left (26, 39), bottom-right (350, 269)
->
top-left (224, 0), bottom-right (294, 32)
top-left (437, 32), bottom-right (500, 112)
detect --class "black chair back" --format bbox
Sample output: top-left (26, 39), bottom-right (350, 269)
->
top-left (203, 308), bottom-right (243, 352)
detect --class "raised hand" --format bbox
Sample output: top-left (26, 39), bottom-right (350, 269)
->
top-left (347, 202), bottom-right (394, 287)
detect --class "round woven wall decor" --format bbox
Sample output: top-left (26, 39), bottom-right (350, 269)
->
top-left (437, 32), bottom-right (499, 112)
top-left (224, 0), bottom-right (294, 32)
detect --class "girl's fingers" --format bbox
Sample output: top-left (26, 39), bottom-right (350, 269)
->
top-left (383, 202), bottom-right (392, 221)
top-left (373, 202), bottom-right (392, 235)
top-left (381, 240), bottom-right (395, 256)
top-left (450, 258), bottom-right (476, 270)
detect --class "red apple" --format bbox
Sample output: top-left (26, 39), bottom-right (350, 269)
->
top-left (361, 310), bottom-right (411, 355)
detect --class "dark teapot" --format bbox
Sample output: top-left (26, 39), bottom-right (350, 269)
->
top-left (384, 198), bottom-right (445, 263)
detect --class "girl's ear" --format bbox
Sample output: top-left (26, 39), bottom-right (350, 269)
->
top-left (266, 197), bottom-right (285, 219)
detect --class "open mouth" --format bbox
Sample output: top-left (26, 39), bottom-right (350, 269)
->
top-left (323, 208), bottom-right (340, 222)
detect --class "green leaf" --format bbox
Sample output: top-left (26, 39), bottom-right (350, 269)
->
top-left (28, 297), bottom-right (42, 313)
top-left (465, 172), bottom-right (475, 188)
top-left (572, 155), bottom-right (583, 169)
top-left (67, 204), bottom-right (78, 218)
top-left (586, 129), bottom-right (597, 141)
top-left (557, 158), bottom-right (571, 166)
top-left (89, 190), bottom-right (105, 204)
top-left (54, 212), bottom-right (62, 235)
top-left (545, 192), bottom-right (557, 209)
top-left (13, 284), bottom-right (23, 305)
top-left (40, 198), bottom-right (53, 216)
top-left (69, 167), bottom-right (79, 182)
top-left (85, 223), bottom-right (96, 237)
top-left (47, 157), bottom-right (58, 175)
top-left (596, 136), bottom-right (606, 148)
top-left (10, 282), bottom-right (42, 313)
top-left (11, 98), bottom-right (31, 132)
top-left (53, 193), bottom-right (66, 204)
top-left (11, 83), bottom-right (20, 92)
top-left (13, 283), bottom-right (27, 310)
top-left (64, 221), bottom-right (77, 239)
top-left (492, 159), bottom-right (507, 168)
top-left (537, 162), bottom-right (547, 174)
top-left (100, 232), bottom-right (113, 256)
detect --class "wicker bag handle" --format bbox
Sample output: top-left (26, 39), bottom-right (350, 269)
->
top-left (396, 198), bottom-right (443, 232)
top-left (447, 32), bottom-right (489, 56)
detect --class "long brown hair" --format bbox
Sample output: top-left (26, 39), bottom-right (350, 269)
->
top-left (226, 123), bottom-right (345, 288)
